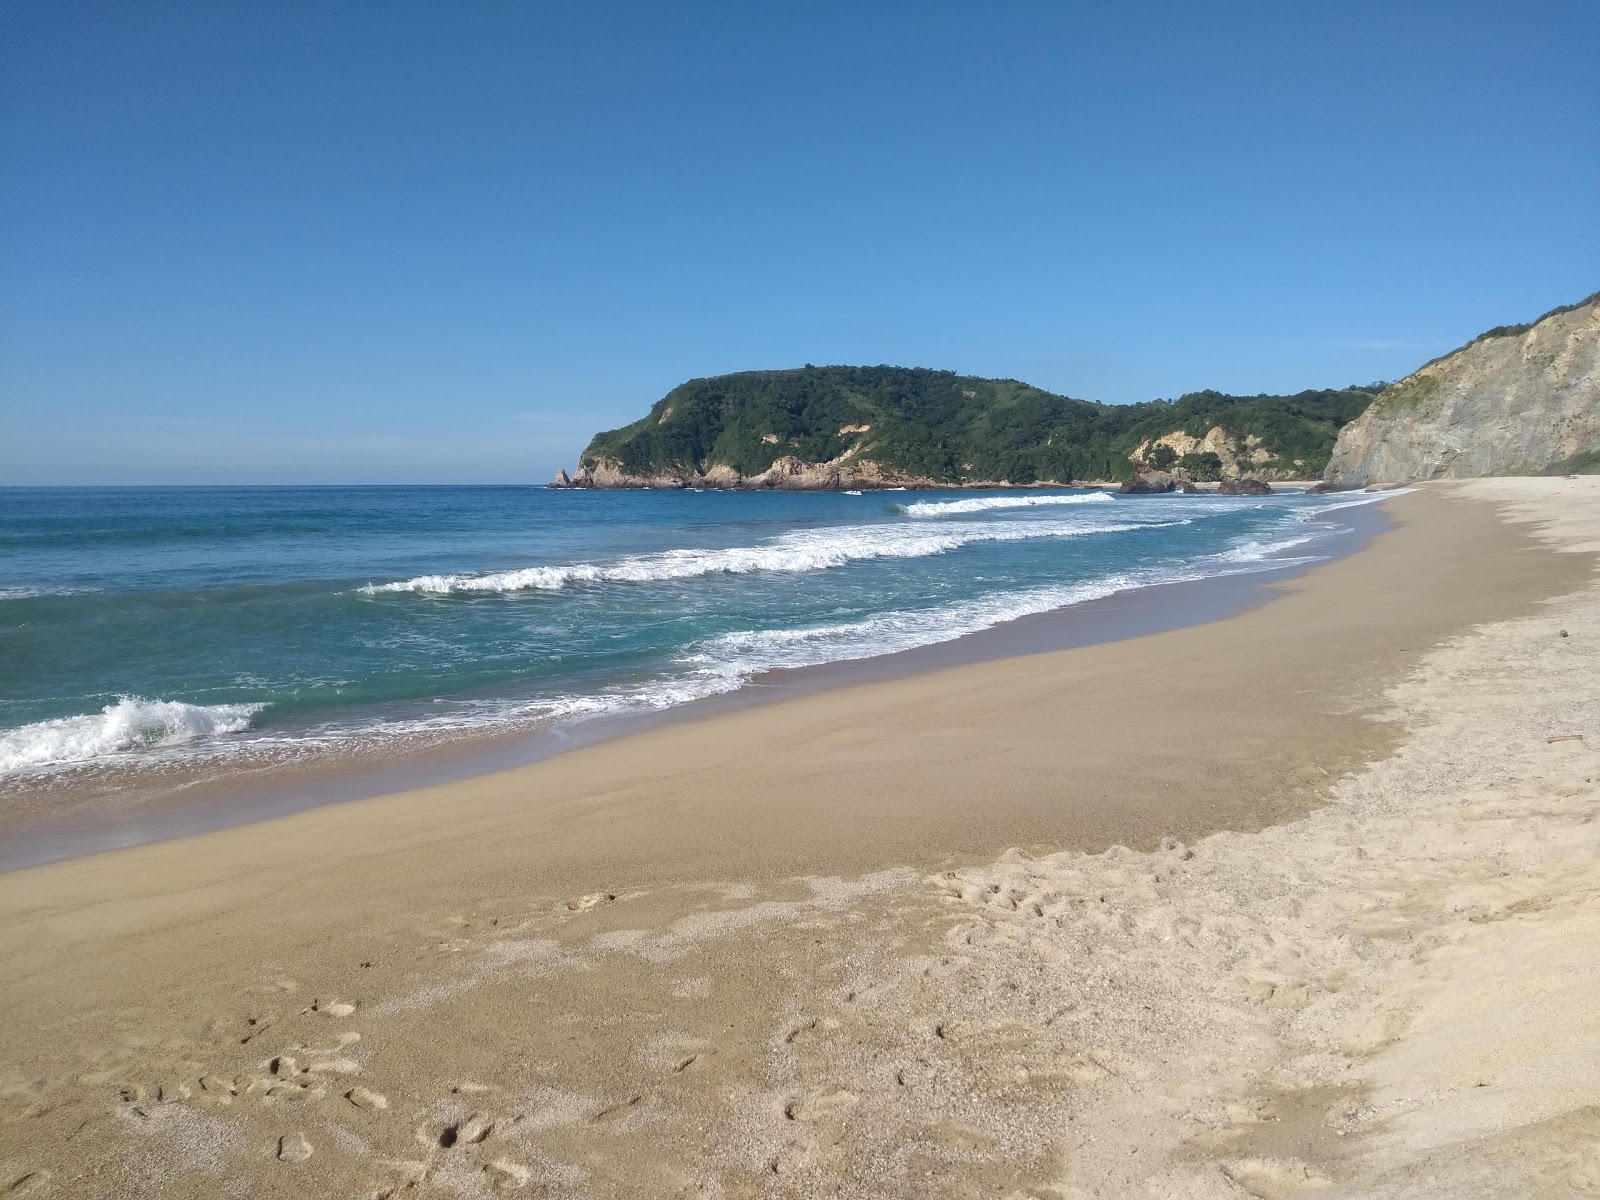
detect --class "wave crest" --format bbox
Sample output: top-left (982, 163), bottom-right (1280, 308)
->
top-left (0, 697), bottom-right (264, 774)
top-left (896, 491), bottom-right (1114, 517)
top-left (360, 517), bottom-right (1168, 596)
top-left (679, 542), bottom-right (1317, 683)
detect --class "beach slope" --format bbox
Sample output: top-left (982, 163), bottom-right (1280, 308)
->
top-left (1, 480), bottom-right (1596, 1199)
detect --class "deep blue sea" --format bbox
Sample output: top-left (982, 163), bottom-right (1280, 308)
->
top-left (0, 485), bottom-right (1385, 785)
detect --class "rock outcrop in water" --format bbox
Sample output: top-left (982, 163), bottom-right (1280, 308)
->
top-left (1217, 477), bottom-right (1274, 495)
top-left (1323, 293), bottom-right (1600, 488)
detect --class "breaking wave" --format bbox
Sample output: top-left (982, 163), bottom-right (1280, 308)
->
top-left (679, 531), bottom-right (1324, 684)
top-left (359, 516), bottom-right (1176, 596)
top-left (0, 696), bottom-right (265, 775)
top-left (0, 585), bottom-right (100, 600)
top-left (895, 491), bottom-right (1115, 517)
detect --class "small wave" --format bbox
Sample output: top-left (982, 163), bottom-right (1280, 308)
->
top-left (359, 517), bottom-right (1171, 596)
top-left (0, 697), bottom-right (264, 774)
top-left (680, 539), bottom-right (1320, 685)
top-left (684, 577), bottom-right (1139, 677)
top-left (1295, 489), bottom-right (1413, 520)
top-left (897, 491), bottom-right (1114, 518)
top-left (8, 518), bottom-right (1337, 780)
top-left (1211, 534), bottom-right (1318, 563)
top-left (0, 585), bottom-right (100, 600)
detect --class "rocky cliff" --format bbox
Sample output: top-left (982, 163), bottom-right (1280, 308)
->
top-left (1324, 293), bottom-right (1599, 487)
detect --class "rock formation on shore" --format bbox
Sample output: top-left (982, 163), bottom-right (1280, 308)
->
top-left (1323, 292), bottom-right (1599, 488)
top-left (1117, 469), bottom-right (1271, 495)
top-left (553, 453), bottom-right (959, 492)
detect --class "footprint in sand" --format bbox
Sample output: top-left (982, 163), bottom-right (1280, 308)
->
top-left (590, 1095), bottom-right (643, 1122)
top-left (277, 1132), bottom-right (313, 1162)
top-left (304, 997), bottom-right (358, 1017)
top-left (238, 1014), bottom-right (278, 1046)
top-left (294, 1030), bottom-right (362, 1056)
top-left (197, 1075), bottom-right (239, 1105)
top-left (4, 1171), bottom-right (52, 1196)
top-left (369, 1159), bottom-right (430, 1196)
top-left (419, 1112), bottom-right (494, 1149)
top-left (308, 1057), bottom-right (362, 1076)
top-left (247, 978), bottom-right (300, 998)
top-left (347, 1086), bottom-right (389, 1110)
top-left (485, 1158), bottom-right (531, 1189)
top-left (788, 1016), bottom-right (841, 1044)
top-left (783, 1089), bottom-right (859, 1121)
top-left (259, 1079), bottom-right (328, 1102)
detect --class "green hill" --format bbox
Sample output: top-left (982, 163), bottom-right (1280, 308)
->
top-left (561, 366), bottom-right (1380, 488)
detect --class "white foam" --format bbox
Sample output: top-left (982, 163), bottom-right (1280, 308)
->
top-left (1295, 488), bottom-right (1414, 520)
top-left (678, 542), bottom-right (1320, 686)
top-left (682, 577), bottom-right (1138, 678)
top-left (0, 697), bottom-right (264, 775)
top-left (1211, 534), bottom-right (1318, 563)
top-left (0, 585), bottom-right (99, 600)
top-left (358, 516), bottom-right (1176, 596)
top-left (897, 491), bottom-right (1114, 517)
top-left (13, 493), bottom-right (1377, 781)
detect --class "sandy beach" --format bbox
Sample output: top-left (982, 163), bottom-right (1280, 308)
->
top-left (2, 479), bottom-right (1597, 1198)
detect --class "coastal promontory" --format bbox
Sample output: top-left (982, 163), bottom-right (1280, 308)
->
top-left (553, 291), bottom-right (1599, 492)
top-left (553, 366), bottom-right (1374, 490)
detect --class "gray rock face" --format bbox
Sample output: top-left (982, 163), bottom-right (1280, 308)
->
top-left (1324, 296), bottom-right (1599, 487)
top-left (1217, 477), bottom-right (1273, 495)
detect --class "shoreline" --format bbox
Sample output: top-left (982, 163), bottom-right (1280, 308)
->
top-left (547, 477), bottom-right (1324, 492)
top-left (0, 496), bottom-right (1384, 874)
top-left (2, 482), bottom-right (1595, 1198)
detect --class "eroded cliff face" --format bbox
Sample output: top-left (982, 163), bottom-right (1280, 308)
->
top-left (1324, 297), bottom-right (1599, 487)
top-left (1129, 426), bottom-right (1309, 481)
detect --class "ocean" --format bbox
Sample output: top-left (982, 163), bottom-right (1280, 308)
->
top-left (0, 484), bottom-right (1384, 792)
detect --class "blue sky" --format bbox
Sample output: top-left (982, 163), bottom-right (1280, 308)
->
top-left (3, 2), bottom-right (1596, 484)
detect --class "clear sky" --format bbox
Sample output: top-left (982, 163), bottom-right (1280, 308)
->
top-left (2, 2), bottom-right (1596, 484)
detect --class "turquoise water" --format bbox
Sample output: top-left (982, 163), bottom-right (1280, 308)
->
top-left (0, 485), bottom-right (1382, 783)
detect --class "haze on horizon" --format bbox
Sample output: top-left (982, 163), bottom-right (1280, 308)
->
top-left (2, 1), bottom-right (1597, 485)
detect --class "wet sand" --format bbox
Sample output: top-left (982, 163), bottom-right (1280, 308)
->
top-left (0, 483), bottom-right (1595, 1199)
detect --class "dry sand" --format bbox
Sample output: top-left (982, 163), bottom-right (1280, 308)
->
top-left (1, 479), bottom-right (1596, 1198)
